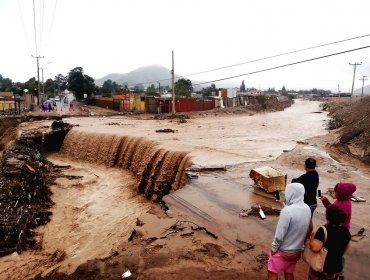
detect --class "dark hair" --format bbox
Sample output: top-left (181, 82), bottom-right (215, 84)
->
top-left (326, 205), bottom-right (346, 226)
top-left (334, 183), bottom-right (338, 192)
top-left (305, 157), bottom-right (316, 169)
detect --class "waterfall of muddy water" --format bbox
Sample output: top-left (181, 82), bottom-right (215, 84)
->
top-left (60, 129), bottom-right (192, 200)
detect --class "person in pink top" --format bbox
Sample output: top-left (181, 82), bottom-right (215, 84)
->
top-left (319, 182), bottom-right (357, 230)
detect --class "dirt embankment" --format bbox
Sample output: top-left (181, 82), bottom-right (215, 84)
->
top-left (324, 96), bottom-right (370, 164)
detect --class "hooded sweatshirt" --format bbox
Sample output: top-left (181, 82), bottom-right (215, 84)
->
top-left (271, 183), bottom-right (311, 253)
top-left (322, 182), bottom-right (356, 230)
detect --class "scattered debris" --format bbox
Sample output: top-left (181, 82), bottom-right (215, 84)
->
top-left (155, 129), bottom-right (177, 133)
top-left (153, 113), bottom-right (190, 121)
top-left (50, 249), bottom-right (66, 263)
top-left (0, 139), bottom-right (54, 256)
top-left (240, 205), bottom-right (280, 218)
top-left (185, 171), bottom-right (199, 179)
top-left (351, 227), bottom-right (366, 242)
top-left (159, 220), bottom-right (218, 240)
top-left (59, 174), bottom-right (83, 180)
top-left (128, 229), bottom-right (137, 242)
top-left (191, 225), bottom-right (218, 239)
top-left (186, 164), bottom-right (227, 172)
top-left (236, 238), bottom-right (255, 252)
top-left (351, 195), bottom-right (366, 202)
top-left (121, 270), bottom-right (132, 278)
top-left (136, 218), bottom-right (144, 226)
top-left (254, 252), bottom-right (269, 271)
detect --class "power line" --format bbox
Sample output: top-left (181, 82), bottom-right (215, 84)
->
top-left (39, 0), bottom-right (45, 55)
top-left (185, 33), bottom-right (370, 78)
top-left (17, 0), bottom-right (31, 50)
top-left (192, 46), bottom-right (370, 86)
top-left (44, 0), bottom-right (58, 55)
top-left (32, 0), bottom-right (38, 55)
top-left (131, 34), bottom-right (370, 86)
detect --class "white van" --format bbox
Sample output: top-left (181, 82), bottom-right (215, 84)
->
top-left (55, 96), bottom-right (60, 101)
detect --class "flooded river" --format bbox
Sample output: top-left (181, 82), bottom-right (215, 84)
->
top-left (9, 99), bottom-right (369, 279)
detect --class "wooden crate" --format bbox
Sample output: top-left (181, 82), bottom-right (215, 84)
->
top-left (249, 166), bottom-right (287, 193)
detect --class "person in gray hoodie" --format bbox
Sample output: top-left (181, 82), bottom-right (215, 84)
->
top-left (267, 183), bottom-right (311, 280)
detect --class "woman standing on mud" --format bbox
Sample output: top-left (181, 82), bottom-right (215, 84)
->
top-left (308, 205), bottom-right (351, 280)
top-left (267, 183), bottom-right (311, 280)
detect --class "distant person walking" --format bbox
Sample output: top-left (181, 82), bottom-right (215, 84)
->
top-left (292, 157), bottom-right (319, 216)
top-left (267, 183), bottom-right (311, 280)
top-left (307, 205), bottom-right (351, 280)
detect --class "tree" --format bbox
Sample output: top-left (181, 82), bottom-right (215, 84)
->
top-left (54, 74), bottom-right (68, 94)
top-left (267, 87), bottom-right (276, 93)
top-left (67, 67), bottom-right (97, 100)
top-left (201, 83), bottom-right (217, 97)
top-left (134, 83), bottom-right (144, 92)
top-left (175, 78), bottom-right (193, 98)
top-left (282, 85), bottom-right (287, 94)
top-left (44, 78), bottom-right (55, 96)
top-left (146, 84), bottom-right (158, 96)
top-left (240, 80), bottom-right (246, 92)
top-left (0, 74), bottom-right (13, 91)
top-left (24, 77), bottom-right (38, 96)
top-left (101, 79), bottom-right (119, 94)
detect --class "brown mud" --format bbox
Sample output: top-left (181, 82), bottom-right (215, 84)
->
top-left (0, 98), bottom-right (369, 280)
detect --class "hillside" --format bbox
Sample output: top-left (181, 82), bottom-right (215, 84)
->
top-left (326, 96), bottom-right (370, 164)
top-left (95, 65), bottom-right (184, 88)
top-left (354, 84), bottom-right (370, 95)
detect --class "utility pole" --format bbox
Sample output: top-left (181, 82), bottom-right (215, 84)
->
top-left (349, 62), bottom-right (362, 97)
top-left (359, 75), bottom-right (368, 100)
top-left (338, 84), bottom-right (341, 98)
top-left (32, 55), bottom-right (44, 105)
top-left (171, 50), bottom-right (176, 114)
top-left (158, 82), bottom-right (161, 97)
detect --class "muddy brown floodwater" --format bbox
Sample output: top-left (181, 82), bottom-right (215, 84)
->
top-left (0, 99), bottom-right (369, 280)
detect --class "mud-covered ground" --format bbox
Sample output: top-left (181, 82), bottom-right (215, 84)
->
top-left (0, 97), bottom-right (369, 280)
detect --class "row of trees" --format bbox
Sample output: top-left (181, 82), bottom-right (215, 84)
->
top-left (2, 70), bottom-right (332, 102)
top-left (1, 69), bottom-right (195, 100)
top-left (240, 81), bottom-right (332, 96)
top-left (0, 67), bottom-right (96, 101)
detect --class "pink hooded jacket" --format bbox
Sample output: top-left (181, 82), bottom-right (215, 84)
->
top-left (322, 182), bottom-right (357, 229)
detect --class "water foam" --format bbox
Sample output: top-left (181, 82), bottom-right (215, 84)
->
top-left (61, 129), bottom-right (192, 200)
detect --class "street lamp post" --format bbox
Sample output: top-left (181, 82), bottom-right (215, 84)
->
top-left (41, 62), bottom-right (52, 99)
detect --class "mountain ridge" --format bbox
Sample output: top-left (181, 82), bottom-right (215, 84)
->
top-left (95, 65), bottom-right (183, 88)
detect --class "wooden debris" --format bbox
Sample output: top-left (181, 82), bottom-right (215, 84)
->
top-left (128, 229), bottom-right (137, 242)
top-left (155, 129), bottom-right (177, 133)
top-left (136, 218), bottom-right (144, 226)
top-left (159, 220), bottom-right (218, 240)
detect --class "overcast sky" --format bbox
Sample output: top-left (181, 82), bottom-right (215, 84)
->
top-left (1, 0), bottom-right (369, 92)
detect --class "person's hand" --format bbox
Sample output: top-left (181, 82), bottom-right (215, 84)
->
top-left (275, 199), bottom-right (284, 204)
top-left (319, 196), bottom-right (328, 202)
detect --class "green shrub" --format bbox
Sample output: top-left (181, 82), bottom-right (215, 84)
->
top-left (256, 94), bottom-right (268, 109)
